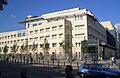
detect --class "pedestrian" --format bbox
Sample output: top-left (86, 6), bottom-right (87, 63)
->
top-left (65, 65), bottom-right (74, 78)
top-left (20, 67), bottom-right (27, 78)
top-left (92, 56), bottom-right (96, 63)
top-left (84, 56), bottom-right (87, 64)
top-left (109, 57), bottom-right (112, 65)
top-left (113, 57), bottom-right (116, 65)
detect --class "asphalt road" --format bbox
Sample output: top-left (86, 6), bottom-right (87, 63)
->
top-left (0, 62), bottom-right (79, 78)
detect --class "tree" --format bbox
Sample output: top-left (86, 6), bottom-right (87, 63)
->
top-left (3, 44), bottom-right (8, 54)
top-left (62, 34), bottom-right (72, 62)
top-left (24, 41), bottom-right (29, 54)
top-left (31, 42), bottom-right (37, 53)
top-left (0, 0), bottom-right (8, 11)
top-left (20, 44), bottom-right (25, 54)
top-left (31, 42), bottom-right (38, 61)
top-left (11, 43), bottom-right (18, 54)
top-left (81, 37), bottom-right (88, 59)
top-left (42, 38), bottom-right (50, 60)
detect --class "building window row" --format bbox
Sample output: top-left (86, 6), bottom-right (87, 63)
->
top-left (75, 33), bottom-right (85, 38)
top-left (75, 24), bottom-right (84, 30)
top-left (0, 34), bottom-right (17, 40)
top-left (29, 25), bottom-right (63, 35)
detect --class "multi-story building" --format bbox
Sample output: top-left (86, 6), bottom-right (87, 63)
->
top-left (100, 21), bottom-right (118, 58)
top-left (0, 8), bottom-right (117, 60)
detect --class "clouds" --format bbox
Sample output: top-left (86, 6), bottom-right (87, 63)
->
top-left (10, 15), bottom-right (17, 18)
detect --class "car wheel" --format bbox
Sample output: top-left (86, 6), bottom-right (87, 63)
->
top-left (80, 73), bottom-right (85, 78)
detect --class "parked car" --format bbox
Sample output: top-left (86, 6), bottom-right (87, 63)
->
top-left (77, 63), bottom-right (120, 78)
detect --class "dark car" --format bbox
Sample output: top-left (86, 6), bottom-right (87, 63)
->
top-left (77, 63), bottom-right (120, 78)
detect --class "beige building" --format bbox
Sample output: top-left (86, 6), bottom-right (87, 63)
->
top-left (0, 8), bottom-right (116, 60)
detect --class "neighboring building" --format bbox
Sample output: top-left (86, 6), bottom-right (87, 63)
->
top-left (101, 21), bottom-right (118, 58)
top-left (0, 8), bottom-right (117, 60)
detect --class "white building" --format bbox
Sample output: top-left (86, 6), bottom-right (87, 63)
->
top-left (0, 8), bottom-right (117, 60)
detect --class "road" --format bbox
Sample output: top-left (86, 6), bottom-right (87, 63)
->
top-left (0, 62), bottom-right (79, 78)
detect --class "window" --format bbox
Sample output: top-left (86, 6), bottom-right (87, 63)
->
top-left (8, 36), bottom-right (9, 39)
top-left (46, 28), bottom-right (50, 32)
top-left (40, 36), bottom-right (44, 40)
top-left (59, 33), bottom-right (63, 38)
top-left (40, 29), bottom-right (44, 33)
top-left (59, 25), bottom-right (63, 30)
top-left (52, 26), bottom-right (57, 31)
top-left (59, 43), bottom-right (62, 47)
top-left (75, 25), bottom-right (84, 30)
top-left (14, 34), bottom-right (16, 38)
top-left (39, 23), bottom-right (42, 25)
top-left (33, 23), bottom-right (37, 26)
top-left (5, 36), bottom-right (7, 39)
top-left (17, 40), bottom-right (20, 43)
top-left (40, 44), bottom-right (43, 48)
top-left (52, 43), bottom-right (57, 47)
top-left (22, 33), bottom-right (26, 36)
top-left (46, 35), bottom-right (50, 39)
top-left (30, 38), bottom-right (33, 42)
top-left (75, 43), bottom-right (81, 47)
top-left (11, 35), bottom-right (13, 38)
top-left (75, 15), bottom-right (83, 20)
top-left (34, 37), bottom-right (38, 41)
top-left (21, 39), bottom-right (24, 42)
top-left (75, 33), bottom-right (85, 38)
top-left (7, 41), bottom-right (9, 44)
top-left (35, 30), bottom-right (38, 34)
top-left (10, 41), bottom-right (12, 44)
top-left (52, 34), bottom-right (57, 39)
top-left (30, 31), bottom-right (33, 35)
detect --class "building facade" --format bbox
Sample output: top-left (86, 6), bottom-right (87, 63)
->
top-left (0, 8), bottom-right (117, 60)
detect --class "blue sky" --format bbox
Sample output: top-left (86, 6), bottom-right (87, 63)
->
top-left (0, 0), bottom-right (120, 32)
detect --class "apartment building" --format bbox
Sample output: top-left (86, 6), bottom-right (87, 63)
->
top-left (0, 8), bottom-right (117, 60)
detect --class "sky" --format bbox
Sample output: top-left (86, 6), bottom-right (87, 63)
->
top-left (0, 0), bottom-right (120, 33)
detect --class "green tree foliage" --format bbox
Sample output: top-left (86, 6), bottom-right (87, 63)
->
top-left (24, 41), bottom-right (29, 54)
top-left (11, 43), bottom-right (18, 54)
top-left (81, 38), bottom-right (88, 53)
top-left (42, 38), bottom-right (50, 53)
top-left (20, 44), bottom-right (25, 54)
top-left (31, 42), bottom-right (37, 53)
top-left (42, 38), bottom-right (50, 60)
top-left (3, 44), bottom-right (8, 54)
top-left (61, 34), bottom-right (71, 60)
top-left (61, 39), bottom-right (71, 55)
